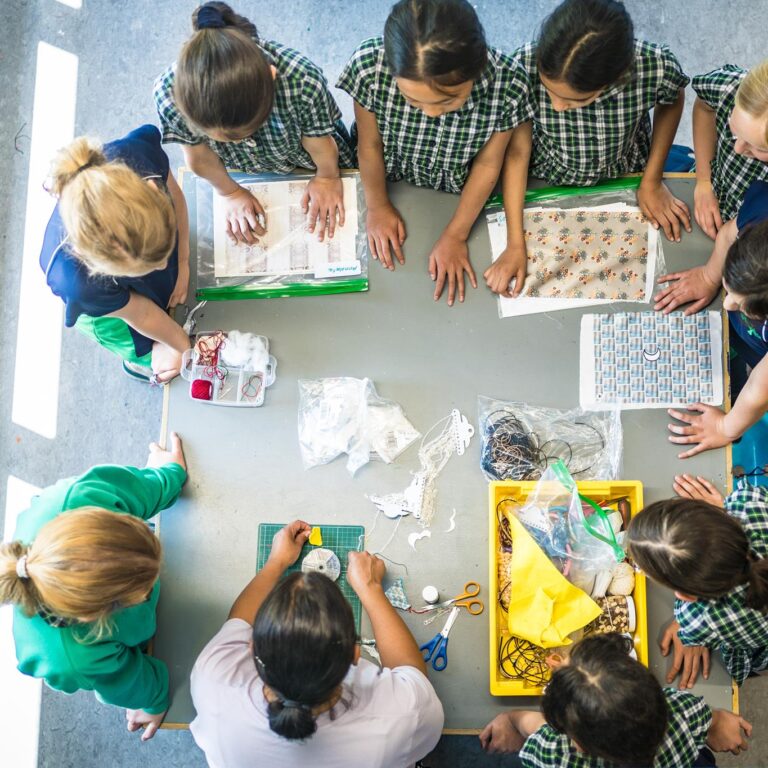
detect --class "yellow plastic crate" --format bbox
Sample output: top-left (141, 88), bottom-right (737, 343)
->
top-left (489, 479), bottom-right (648, 696)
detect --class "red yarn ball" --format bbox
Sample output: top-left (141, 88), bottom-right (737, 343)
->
top-left (191, 379), bottom-right (213, 400)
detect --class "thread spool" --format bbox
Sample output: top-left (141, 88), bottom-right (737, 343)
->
top-left (422, 586), bottom-right (439, 604)
top-left (191, 379), bottom-right (213, 400)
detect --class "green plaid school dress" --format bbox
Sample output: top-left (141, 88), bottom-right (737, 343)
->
top-left (675, 484), bottom-right (768, 685)
top-left (513, 40), bottom-right (689, 186)
top-left (692, 66), bottom-right (768, 221)
top-left (153, 39), bottom-right (355, 173)
top-left (519, 689), bottom-right (711, 768)
top-left (336, 37), bottom-right (530, 194)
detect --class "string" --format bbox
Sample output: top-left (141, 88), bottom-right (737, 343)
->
top-left (481, 410), bottom-right (605, 481)
top-left (241, 373), bottom-right (263, 400)
top-left (498, 636), bottom-right (551, 686)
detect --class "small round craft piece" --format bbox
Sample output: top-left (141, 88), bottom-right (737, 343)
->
top-left (301, 548), bottom-right (341, 581)
top-left (422, 586), bottom-right (439, 605)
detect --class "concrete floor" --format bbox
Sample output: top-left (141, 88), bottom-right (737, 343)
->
top-left (1, 1), bottom-right (767, 765)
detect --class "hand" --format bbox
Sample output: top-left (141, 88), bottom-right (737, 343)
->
top-left (346, 551), bottom-right (386, 597)
top-left (668, 404), bottom-right (735, 458)
top-left (694, 181), bottom-right (724, 240)
top-left (221, 186), bottom-right (267, 245)
top-left (302, 176), bottom-right (345, 241)
top-left (484, 243), bottom-right (528, 298)
top-left (147, 431), bottom-right (186, 472)
top-left (479, 713), bottom-right (526, 754)
top-left (125, 708), bottom-right (167, 741)
top-left (429, 230), bottom-right (478, 306)
top-left (168, 262), bottom-right (190, 309)
top-left (673, 474), bottom-right (725, 507)
top-left (637, 180), bottom-right (692, 242)
top-left (660, 620), bottom-right (710, 688)
top-left (267, 520), bottom-right (311, 570)
top-left (366, 203), bottom-right (406, 269)
top-left (653, 266), bottom-right (720, 315)
top-left (707, 709), bottom-right (752, 755)
top-left (151, 342), bottom-right (184, 384)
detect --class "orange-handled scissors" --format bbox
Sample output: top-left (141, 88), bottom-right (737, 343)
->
top-left (451, 581), bottom-right (484, 615)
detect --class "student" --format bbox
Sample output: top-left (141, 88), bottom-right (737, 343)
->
top-left (40, 125), bottom-right (190, 383)
top-left (486, 0), bottom-right (691, 297)
top-left (154, 1), bottom-right (355, 246)
top-left (479, 633), bottom-right (751, 766)
top-left (190, 521), bottom-right (443, 767)
top-left (337, 0), bottom-right (530, 306)
top-left (660, 196), bottom-right (768, 456)
top-left (0, 433), bottom-right (187, 741)
top-left (627, 486), bottom-right (768, 690)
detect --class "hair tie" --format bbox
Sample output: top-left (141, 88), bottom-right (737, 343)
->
top-left (71, 160), bottom-right (96, 180)
top-left (197, 4), bottom-right (227, 29)
top-left (16, 555), bottom-right (29, 580)
top-left (281, 699), bottom-right (311, 712)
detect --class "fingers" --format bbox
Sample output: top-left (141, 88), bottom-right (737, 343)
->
top-left (656, 272), bottom-right (682, 285)
top-left (668, 641), bottom-right (683, 683)
top-left (337, 201), bottom-right (346, 230)
top-left (713, 206), bottom-right (723, 233)
top-left (741, 718), bottom-right (753, 738)
top-left (658, 210), bottom-right (677, 242)
top-left (681, 649), bottom-right (699, 689)
top-left (684, 297), bottom-right (711, 316)
top-left (479, 725), bottom-right (492, 750)
top-left (169, 431), bottom-right (182, 453)
top-left (660, 626), bottom-right (672, 657)
top-left (677, 443), bottom-right (706, 459)
top-left (447, 269), bottom-right (457, 306)
top-left (392, 233), bottom-right (405, 266)
top-left (142, 720), bottom-right (160, 741)
top-left (668, 408), bottom-right (697, 425)
top-left (300, 188), bottom-right (310, 214)
top-left (703, 647), bottom-right (711, 680)
top-left (377, 236), bottom-right (394, 269)
top-left (306, 199), bottom-right (321, 236)
top-left (466, 261), bottom-right (478, 291)
top-left (673, 197), bottom-right (692, 233)
top-left (327, 206), bottom-right (338, 240)
top-left (241, 210), bottom-right (264, 242)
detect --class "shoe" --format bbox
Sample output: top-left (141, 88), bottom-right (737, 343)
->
top-left (122, 360), bottom-right (153, 382)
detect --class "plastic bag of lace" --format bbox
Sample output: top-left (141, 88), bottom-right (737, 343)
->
top-left (477, 396), bottom-right (622, 482)
top-left (298, 378), bottom-right (419, 475)
top-left (510, 460), bottom-right (625, 574)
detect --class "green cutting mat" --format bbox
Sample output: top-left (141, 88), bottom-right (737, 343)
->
top-left (256, 524), bottom-right (364, 630)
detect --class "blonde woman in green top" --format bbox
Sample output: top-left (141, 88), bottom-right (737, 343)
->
top-left (0, 433), bottom-right (187, 741)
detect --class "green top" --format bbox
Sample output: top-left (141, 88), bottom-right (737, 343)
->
top-left (12, 463), bottom-right (187, 714)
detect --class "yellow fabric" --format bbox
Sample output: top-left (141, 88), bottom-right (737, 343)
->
top-left (506, 514), bottom-right (601, 648)
top-left (309, 527), bottom-right (323, 546)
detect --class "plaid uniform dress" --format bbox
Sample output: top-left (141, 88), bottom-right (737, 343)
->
top-left (675, 484), bottom-right (768, 685)
top-left (336, 37), bottom-right (530, 193)
top-left (692, 66), bottom-right (768, 221)
top-left (513, 40), bottom-right (689, 186)
top-left (519, 688), bottom-right (711, 768)
top-left (153, 39), bottom-right (355, 173)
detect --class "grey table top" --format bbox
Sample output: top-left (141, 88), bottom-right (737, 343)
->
top-left (157, 176), bottom-right (734, 729)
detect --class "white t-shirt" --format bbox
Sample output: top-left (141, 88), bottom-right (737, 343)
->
top-left (190, 619), bottom-right (444, 768)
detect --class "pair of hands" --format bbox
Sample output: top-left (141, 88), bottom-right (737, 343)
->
top-left (222, 178), bottom-right (345, 245)
top-left (367, 202), bottom-right (476, 306)
top-left (266, 521), bottom-right (385, 596)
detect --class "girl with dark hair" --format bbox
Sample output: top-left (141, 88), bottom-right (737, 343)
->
top-left (479, 633), bottom-right (751, 766)
top-left (190, 521), bottom-right (443, 766)
top-left (337, 0), bottom-right (531, 306)
top-left (628, 484), bottom-right (768, 690)
top-left (154, 2), bottom-right (355, 246)
top-left (486, 0), bottom-right (691, 297)
top-left (655, 184), bottom-right (768, 457)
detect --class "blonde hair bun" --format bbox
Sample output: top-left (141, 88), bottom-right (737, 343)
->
top-left (48, 137), bottom-right (107, 197)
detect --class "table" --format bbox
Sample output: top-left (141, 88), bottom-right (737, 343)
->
top-left (156, 176), bottom-right (734, 729)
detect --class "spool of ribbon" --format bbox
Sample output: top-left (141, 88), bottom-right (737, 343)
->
top-left (191, 379), bottom-right (213, 400)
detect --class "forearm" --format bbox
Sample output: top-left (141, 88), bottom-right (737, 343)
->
top-left (302, 134), bottom-right (341, 179)
top-left (643, 91), bottom-right (685, 183)
top-left (359, 586), bottom-right (426, 673)
top-left (110, 293), bottom-right (190, 352)
top-left (505, 710), bottom-right (546, 738)
top-left (693, 99), bottom-right (718, 185)
top-left (501, 123), bottom-right (533, 250)
top-left (446, 133), bottom-right (512, 240)
top-left (228, 560), bottom-right (284, 623)
top-left (182, 144), bottom-right (239, 196)
top-left (167, 172), bottom-right (190, 268)
top-left (704, 218), bottom-right (737, 280)
top-left (724, 358), bottom-right (768, 438)
top-left (358, 141), bottom-right (391, 210)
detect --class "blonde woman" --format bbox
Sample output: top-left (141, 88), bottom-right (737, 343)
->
top-left (40, 125), bottom-right (191, 383)
top-left (0, 433), bottom-right (186, 740)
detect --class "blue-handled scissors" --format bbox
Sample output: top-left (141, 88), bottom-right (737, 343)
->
top-left (419, 606), bottom-right (460, 671)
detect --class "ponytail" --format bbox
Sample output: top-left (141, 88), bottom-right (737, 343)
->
top-left (176, 2), bottom-right (274, 136)
top-left (736, 58), bottom-right (768, 145)
top-left (266, 698), bottom-right (317, 741)
top-left (0, 541), bottom-right (40, 616)
top-left (745, 555), bottom-right (768, 612)
top-left (47, 137), bottom-right (176, 277)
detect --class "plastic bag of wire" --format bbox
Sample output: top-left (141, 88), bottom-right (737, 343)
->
top-left (478, 396), bottom-right (622, 482)
top-left (193, 170), bottom-right (368, 300)
top-left (503, 460), bottom-right (625, 574)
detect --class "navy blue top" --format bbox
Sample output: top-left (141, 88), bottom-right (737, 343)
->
top-left (730, 179), bottom-right (768, 352)
top-left (40, 125), bottom-right (179, 358)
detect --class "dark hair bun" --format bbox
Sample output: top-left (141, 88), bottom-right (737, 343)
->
top-left (267, 699), bottom-right (317, 741)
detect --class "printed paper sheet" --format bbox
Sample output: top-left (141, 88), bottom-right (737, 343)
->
top-left (579, 311), bottom-right (724, 410)
top-left (213, 177), bottom-right (359, 278)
